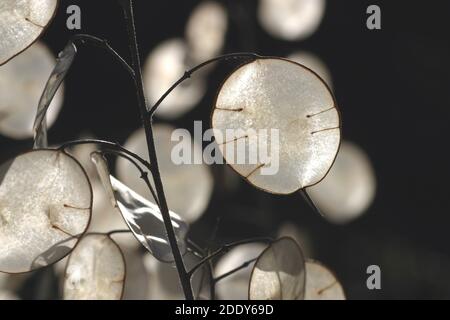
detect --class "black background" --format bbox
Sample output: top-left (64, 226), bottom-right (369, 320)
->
top-left (1, 0), bottom-right (450, 299)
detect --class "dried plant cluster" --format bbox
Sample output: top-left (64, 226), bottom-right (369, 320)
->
top-left (0, 0), bottom-right (376, 300)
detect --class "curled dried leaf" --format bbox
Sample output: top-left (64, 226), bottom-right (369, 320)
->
top-left (91, 152), bottom-right (189, 262)
top-left (0, 149), bottom-right (92, 273)
top-left (304, 259), bottom-right (346, 300)
top-left (33, 41), bottom-right (77, 148)
top-left (249, 237), bottom-right (306, 300)
top-left (212, 57), bottom-right (340, 194)
top-left (0, 0), bottom-right (58, 65)
top-left (63, 234), bottom-right (125, 300)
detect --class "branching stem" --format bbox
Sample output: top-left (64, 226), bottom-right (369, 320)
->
top-left (100, 149), bottom-right (159, 206)
top-left (71, 34), bottom-right (135, 78)
top-left (120, 0), bottom-right (194, 300)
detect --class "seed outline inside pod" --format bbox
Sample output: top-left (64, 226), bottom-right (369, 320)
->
top-left (0, 0), bottom-right (59, 65)
top-left (0, 149), bottom-right (93, 274)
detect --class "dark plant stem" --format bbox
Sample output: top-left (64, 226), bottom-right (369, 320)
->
top-left (300, 189), bottom-right (323, 217)
top-left (208, 258), bottom-right (216, 299)
top-left (120, 0), bottom-right (194, 300)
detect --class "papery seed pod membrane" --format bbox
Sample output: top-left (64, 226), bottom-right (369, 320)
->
top-left (212, 57), bottom-right (340, 194)
top-left (276, 222), bottom-right (313, 257)
top-left (307, 141), bottom-right (376, 224)
top-left (287, 51), bottom-right (333, 89)
top-left (215, 243), bottom-right (267, 300)
top-left (0, 41), bottom-right (64, 139)
top-left (185, 1), bottom-right (228, 63)
top-left (0, 290), bottom-right (19, 300)
top-left (249, 238), bottom-right (306, 300)
top-left (258, 0), bottom-right (325, 41)
top-left (144, 252), bottom-right (211, 300)
top-left (0, 150), bottom-right (92, 273)
top-left (63, 234), bottom-right (125, 300)
top-left (304, 259), bottom-right (346, 300)
top-left (121, 249), bottom-right (149, 300)
top-left (0, 0), bottom-right (58, 65)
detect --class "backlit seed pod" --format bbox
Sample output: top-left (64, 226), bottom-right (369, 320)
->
top-left (117, 124), bottom-right (214, 223)
top-left (122, 249), bottom-right (149, 300)
top-left (258, 0), bottom-right (325, 41)
top-left (0, 150), bottom-right (92, 273)
top-left (0, 0), bottom-right (58, 65)
top-left (215, 243), bottom-right (267, 300)
top-left (63, 234), bottom-right (125, 300)
top-left (304, 259), bottom-right (345, 300)
top-left (0, 272), bottom-right (29, 293)
top-left (143, 38), bottom-right (206, 119)
top-left (0, 41), bottom-right (64, 139)
top-left (212, 58), bottom-right (340, 194)
top-left (144, 252), bottom-right (211, 300)
top-left (276, 222), bottom-right (313, 257)
top-left (185, 1), bottom-right (228, 63)
top-left (249, 238), bottom-right (306, 300)
top-left (307, 141), bottom-right (376, 224)
top-left (288, 51), bottom-right (333, 89)
top-left (0, 290), bottom-right (19, 300)
top-left (87, 181), bottom-right (138, 249)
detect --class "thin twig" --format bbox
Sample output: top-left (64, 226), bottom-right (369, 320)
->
top-left (148, 52), bottom-right (262, 116)
top-left (300, 189), bottom-right (324, 217)
top-left (71, 34), bottom-right (135, 78)
top-left (86, 229), bottom-right (132, 237)
top-left (58, 139), bottom-right (152, 171)
top-left (188, 237), bottom-right (272, 277)
top-left (214, 257), bottom-right (258, 284)
top-left (107, 229), bottom-right (133, 237)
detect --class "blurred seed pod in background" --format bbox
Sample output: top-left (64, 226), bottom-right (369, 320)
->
top-left (0, 42), bottom-right (64, 139)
